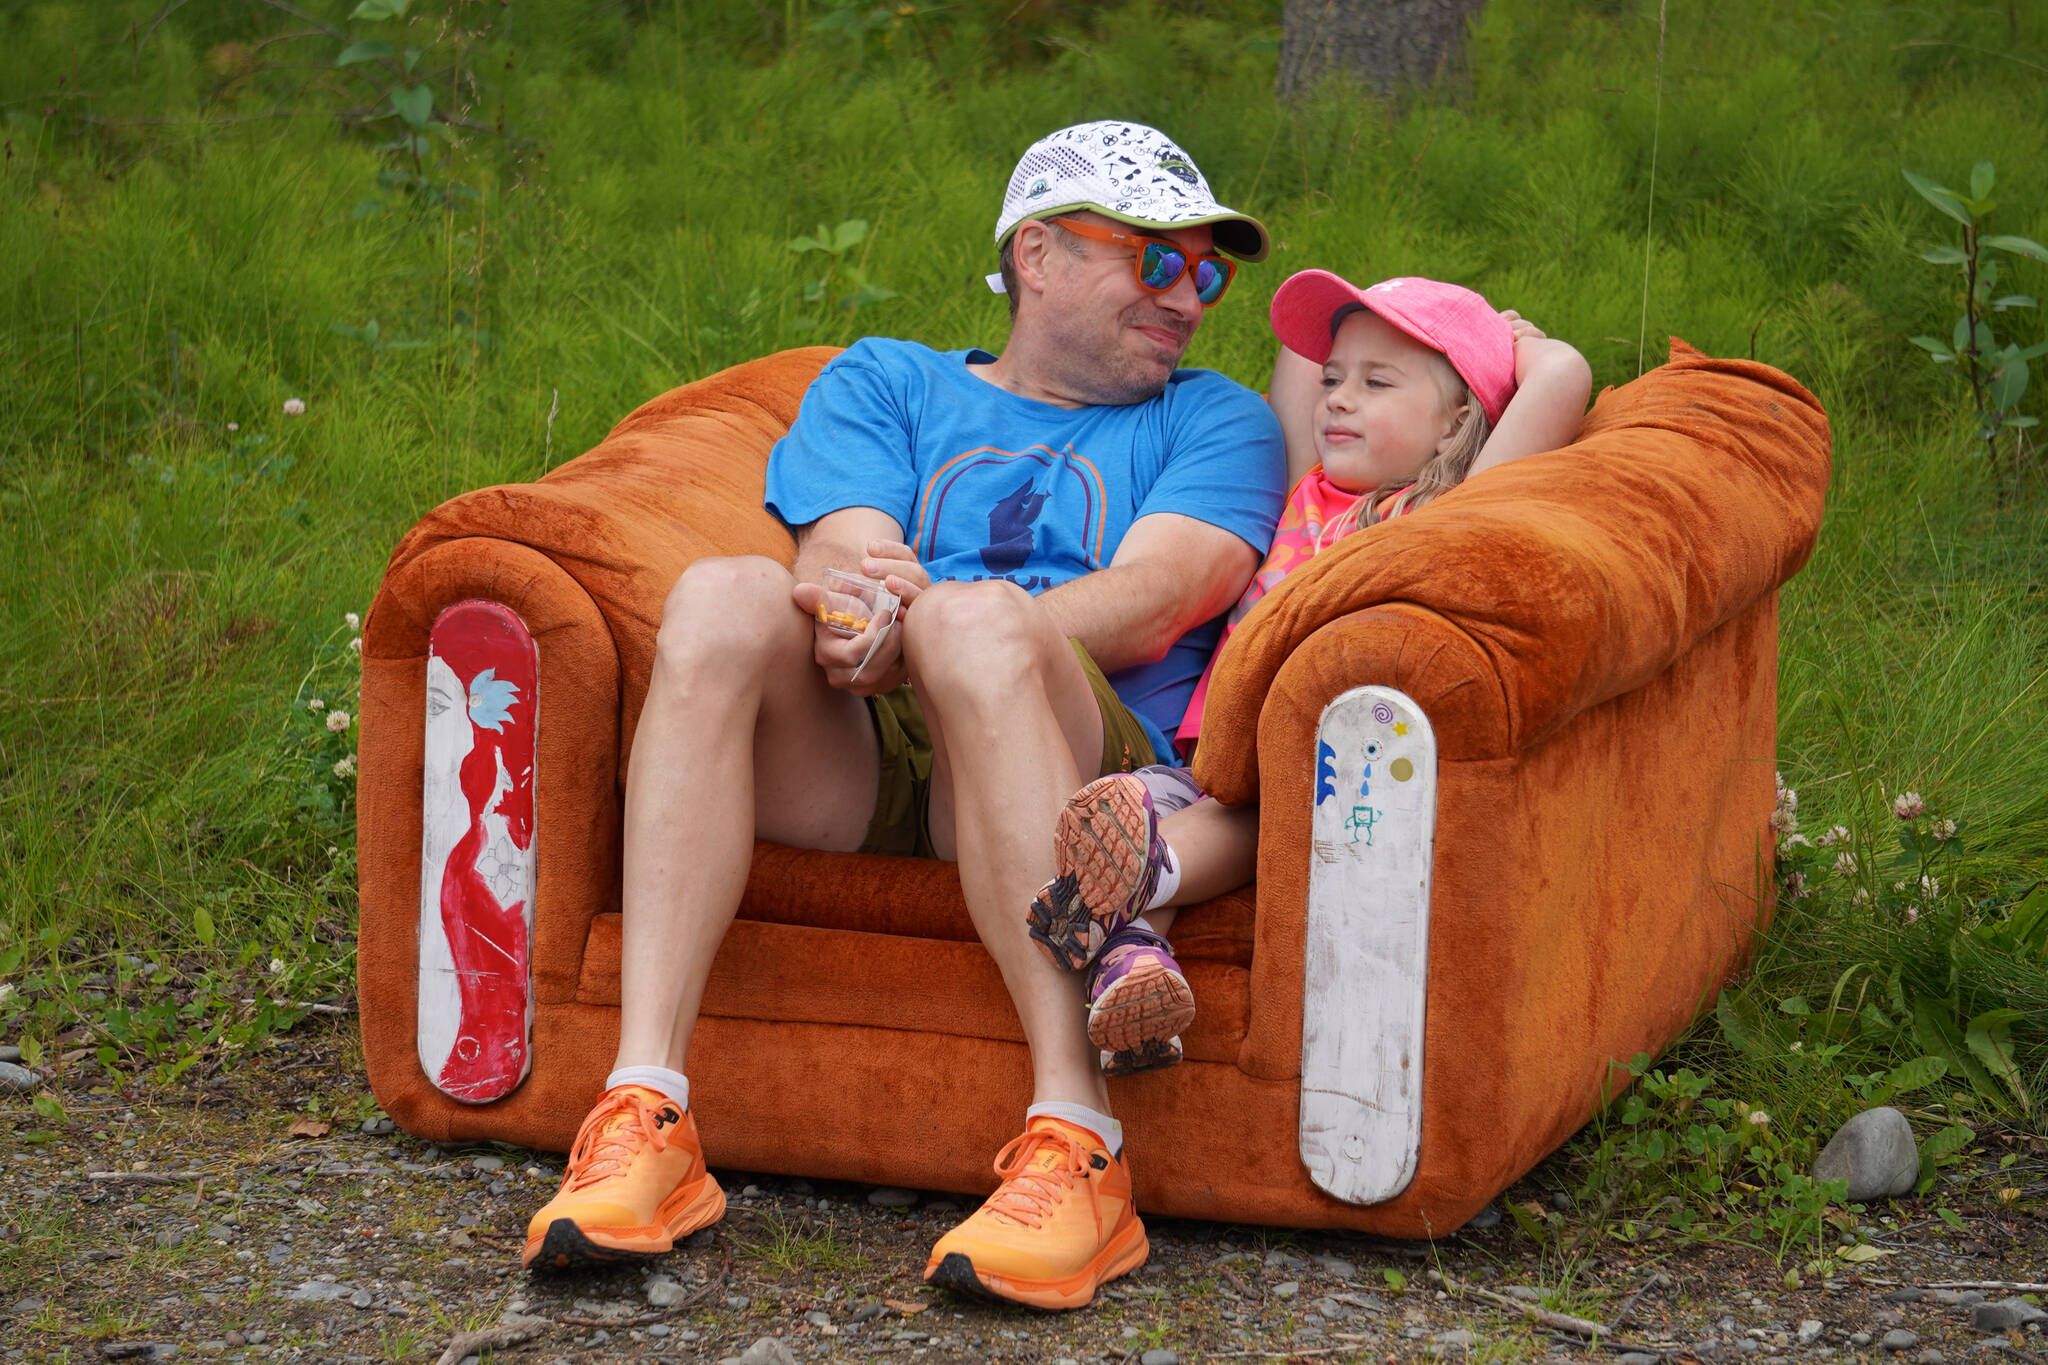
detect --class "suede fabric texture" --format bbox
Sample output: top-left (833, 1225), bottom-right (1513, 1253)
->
top-left (357, 342), bottom-right (1829, 1235)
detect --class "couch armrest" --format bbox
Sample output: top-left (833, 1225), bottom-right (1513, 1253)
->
top-left (1233, 588), bottom-right (1781, 1228)
top-left (358, 348), bottom-right (835, 1129)
top-left (1193, 342), bottom-right (1829, 805)
top-left (372, 347), bottom-right (837, 731)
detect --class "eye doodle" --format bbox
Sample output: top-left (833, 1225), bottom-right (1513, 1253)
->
top-left (1363, 739), bottom-right (1384, 761)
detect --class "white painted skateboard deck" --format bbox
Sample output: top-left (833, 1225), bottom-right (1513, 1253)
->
top-left (418, 600), bottom-right (538, 1103)
top-left (1300, 685), bottom-right (1438, 1204)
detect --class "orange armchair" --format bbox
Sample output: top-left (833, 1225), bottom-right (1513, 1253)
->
top-left (357, 341), bottom-right (1829, 1236)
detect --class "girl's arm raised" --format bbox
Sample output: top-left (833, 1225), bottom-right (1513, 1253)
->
top-left (1267, 346), bottom-right (1324, 492)
top-left (1468, 318), bottom-right (1593, 480)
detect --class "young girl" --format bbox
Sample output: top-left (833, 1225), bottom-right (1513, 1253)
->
top-left (1027, 269), bottom-right (1594, 1075)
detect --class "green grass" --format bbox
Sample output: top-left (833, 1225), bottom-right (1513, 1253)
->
top-left (1, 0), bottom-right (2044, 1202)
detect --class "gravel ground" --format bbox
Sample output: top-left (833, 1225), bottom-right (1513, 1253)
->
top-left (3, 1019), bottom-right (2044, 1365)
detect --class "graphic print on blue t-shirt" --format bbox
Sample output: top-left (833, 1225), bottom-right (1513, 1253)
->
top-left (912, 445), bottom-right (1108, 586)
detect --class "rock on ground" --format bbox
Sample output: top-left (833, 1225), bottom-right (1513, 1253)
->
top-left (1813, 1106), bottom-right (1921, 1199)
top-left (1973, 1298), bottom-right (2048, 1332)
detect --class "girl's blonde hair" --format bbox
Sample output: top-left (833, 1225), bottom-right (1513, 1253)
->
top-left (1312, 355), bottom-right (1493, 549)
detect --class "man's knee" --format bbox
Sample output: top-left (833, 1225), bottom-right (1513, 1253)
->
top-left (907, 580), bottom-right (1055, 693)
top-left (655, 556), bottom-right (804, 674)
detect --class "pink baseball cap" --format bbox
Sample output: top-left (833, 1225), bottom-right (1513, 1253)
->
top-left (1270, 270), bottom-right (1516, 425)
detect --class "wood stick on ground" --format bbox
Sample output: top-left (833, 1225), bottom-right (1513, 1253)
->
top-left (433, 1317), bottom-right (545, 1365)
top-left (1609, 1270), bottom-right (1664, 1328)
top-left (85, 1170), bottom-right (207, 1185)
top-left (1429, 1269), bottom-right (1609, 1338)
top-left (1925, 1280), bottom-right (2048, 1292)
top-left (1204, 1348), bottom-right (1351, 1360)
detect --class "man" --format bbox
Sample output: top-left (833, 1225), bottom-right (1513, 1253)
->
top-left (521, 120), bottom-right (1285, 1310)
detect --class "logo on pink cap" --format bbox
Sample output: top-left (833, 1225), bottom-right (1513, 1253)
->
top-left (1269, 270), bottom-right (1516, 425)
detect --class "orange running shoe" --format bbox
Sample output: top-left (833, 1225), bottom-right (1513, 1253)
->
top-left (521, 1085), bottom-right (726, 1271)
top-left (923, 1117), bottom-right (1148, 1310)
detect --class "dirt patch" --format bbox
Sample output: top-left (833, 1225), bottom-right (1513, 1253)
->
top-left (2, 1019), bottom-right (2043, 1364)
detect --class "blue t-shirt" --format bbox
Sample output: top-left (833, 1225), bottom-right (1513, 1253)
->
top-left (764, 337), bottom-right (1286, 761)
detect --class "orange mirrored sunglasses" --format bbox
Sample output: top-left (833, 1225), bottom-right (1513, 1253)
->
top-left (1045, 217), bottom-right (1237, 307)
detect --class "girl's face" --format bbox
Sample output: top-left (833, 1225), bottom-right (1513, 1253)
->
top-left (1315, 310), bottom-right (1470, 492)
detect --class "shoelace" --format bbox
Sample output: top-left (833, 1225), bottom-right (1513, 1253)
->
top-left (563, 1089), bottom-right (675, 1192)
top-left (984, 1126), bottom-right (1094, 1230)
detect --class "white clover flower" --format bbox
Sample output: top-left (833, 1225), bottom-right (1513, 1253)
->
top-left (227, 421), bottom-right (239, 432)
top-left (269, 958), bottom-right (287, 975)
top-left (1777, 786), bottom-right (1798, 813)
top-left (348, 637), bottom-right (363, 655)
top-left (1789, 1041), bottom-right (1804, 1053)
top-left (1769, 808), bottom-right (1799, 836)
top-left (1836, 851), bottom-right (1859, 875)
top-left (1932, 818), bottom-right (1957, 841)
top-left (1785, 872), bottom-right (1809, 899)
top-left (1904, 905), bottom-right (1919, 924)
top-left (333, 755), bottom-right (356, 779)
top-left (345, 612), bottom-right (361, 631)
top-left (282, 397), bottom-right (306, 416)
top-left (1852, 888), bottom-right (1873, 907)
top-left (1920, 874), bottom-right (1940, 898)
top-left (326, 710), bottom-right (351, 733)
top-left (1784, 833), bottom-right (1812, 847)
top-left (1893, 791), bottom-right (1925, 820)
top-left (1748, 1110), bottom-right (1771, 1126)
top-left (307, 697), bottom-right (325, 711)
top-left (0, 982), bottom-right (15, 1005)
top-left (1818, 824), bottom-right (1849, 847)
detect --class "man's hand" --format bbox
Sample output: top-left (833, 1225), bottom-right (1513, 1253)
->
top-left (790, 539), bottom-right (929, 697)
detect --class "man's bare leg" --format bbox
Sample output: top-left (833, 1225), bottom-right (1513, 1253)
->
top-left (523, 555), bottom-right (879, 1271)
top-left (614, 555), bottom-right (882, 1074)
top-left (909, 580), bottom-right (1154, 1307)
top-left (906, 580), bottom-right (1111, 1111)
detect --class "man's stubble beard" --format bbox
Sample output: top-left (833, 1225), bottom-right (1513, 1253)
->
top-left (1049, 303), bottom-right (1195, 406)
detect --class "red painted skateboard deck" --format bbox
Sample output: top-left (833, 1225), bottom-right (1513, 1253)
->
top-left (418, 600), bottom-right (538, 1103)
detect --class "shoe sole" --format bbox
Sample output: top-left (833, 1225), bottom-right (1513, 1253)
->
top-left (520, 1173), bottom-right (727, 1271)
top-left (1100, 1035), bottom-right (1183, 1077)
top-left (1027, 776), bottom-right (1154, 971)
top-left (1088, 955), bottom-right (1195, 1055)
top-left (922, 1217), bottom-right (1150, 1310)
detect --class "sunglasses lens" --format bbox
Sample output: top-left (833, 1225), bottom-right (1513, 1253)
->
top-left (1139, 242), bottom-right (1186, 292)
top-left (1193, 258), bottom-right (1231, 305)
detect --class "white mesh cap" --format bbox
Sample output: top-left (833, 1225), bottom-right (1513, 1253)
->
top-left (987, 120), bottom-right (1270, 294)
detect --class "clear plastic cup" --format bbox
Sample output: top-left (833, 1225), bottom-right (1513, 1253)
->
top-left (815, 568), bottom-right (897, 639)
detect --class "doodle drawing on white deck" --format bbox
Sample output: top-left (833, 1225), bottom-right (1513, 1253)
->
top-left (418, 600), bottom-right (538, 1104)
top-left (1301, 685), bottom-right (1437, 1204)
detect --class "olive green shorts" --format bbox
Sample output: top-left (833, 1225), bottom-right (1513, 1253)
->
top-left (858, 639), bottom-right (1157, 859)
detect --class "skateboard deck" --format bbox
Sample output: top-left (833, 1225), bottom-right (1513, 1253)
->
top-left (1300, 685), bottom-right (1438, 1204)
top-left (417, 599), bottom-right (538, 1103)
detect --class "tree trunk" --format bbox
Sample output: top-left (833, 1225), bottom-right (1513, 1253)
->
top-left (1277, 0), bottom-right (1489, 98)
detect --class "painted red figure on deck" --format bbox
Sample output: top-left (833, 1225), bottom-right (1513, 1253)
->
top-left (419, 603), bottom-right (538, 1102)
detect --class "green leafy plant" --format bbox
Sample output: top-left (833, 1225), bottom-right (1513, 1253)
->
top-left (333, 0), bottom-right (475, 208)
top-left (290, 613), bottom-right (366, 837)
top-left (1903, 163), bottom-right (2048, 484)
top-left (1771, 783), bottom-right (2035, 1117)
top-left (789, 219), bottom-right (900, 335)
top-left (808, 1), bottom-right (933, 69)
top-left (1575, 1054), bottom-right (1847, 1260)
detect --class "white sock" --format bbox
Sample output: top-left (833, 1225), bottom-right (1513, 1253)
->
top-left (605, 1065), bottom-right (690, 1112)
top-left (1026, 1101), bottom-right (1123, 1157)
top-left (1143, 845), bottom-right (1182, 913)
